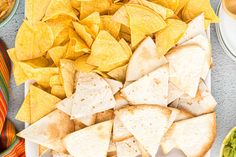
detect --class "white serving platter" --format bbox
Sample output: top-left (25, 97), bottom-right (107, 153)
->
top-left (23, 9), bottom-right (213, 155)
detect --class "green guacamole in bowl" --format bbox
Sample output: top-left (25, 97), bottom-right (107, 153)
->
top-left (221, 127), bottom-right (236, 157)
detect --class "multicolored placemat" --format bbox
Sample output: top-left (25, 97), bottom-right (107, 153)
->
top-left (0, 39), bottom-right (25, 157)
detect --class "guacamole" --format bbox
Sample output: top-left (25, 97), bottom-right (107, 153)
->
top-left (223, 128), bottom-right (236, 157)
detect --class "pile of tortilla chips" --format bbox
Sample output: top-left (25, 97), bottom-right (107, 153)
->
top-left (10, 0), bottom-right (219, 157)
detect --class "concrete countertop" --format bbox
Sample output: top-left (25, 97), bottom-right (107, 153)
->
top-left (0, 0), bottom-right (236, 156)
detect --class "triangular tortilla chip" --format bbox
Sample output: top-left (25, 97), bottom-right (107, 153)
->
top-left (100, 15), bottom-right (121, 38)
top-left (51, 85), bottom-right (66, 99)
top-left (149, 0), bottom-right (179, 11)
top-left (115, 105), bottom-right (172, 157)
top-left (80, 12), bottom-right (100, 38)
top-left (155, 19), bottom-right (187, 56)
top-left (17, 109), bottom-right (74, 153)
top-left (26, 0), bottom-right (51, 24)
top-left (87, 30), bottom-right (131, 72)
top-left (111, 5), bottom-right (129, 27)
top-left (74, 54), bottom-right (96, 72)
top-left (96, 109), bottom-right (114, 123)
top-left (161, 113), bottom-right (216, 157)
top-left (181, 34), bottom-right (211, 79)
top-left (167, 82), bottom-right (184, 104)
top-left (129, 0), bottom-right (174, 19)
top-left (166, 45), bottom-right (205, 97)
top-left (114, 92), bottom-right (129, 109)
top-left (63, 120), bottom-right (113, 157)
top-left (65, 29), bottom-right (89, 60)
top-left (126, 37), bottom-right (167, 82)
top-left (73, 21), bottom-right (94, 47)
top-left (116, 137), bottom-right (141, 157)
top-left (113, 116), bottom-right (132, 142)
top-left (125, 4), bottom-right (166, 47)
top-left (182, 0), bottom-right (219, 23)
top-left (15, 20), bottom-right (54, 61)
top-left (46, 15), bottom-right (73, 43)
top-left (107, 65), bottom-right (127, 83)
top-left (30, 85), bottom-right (61, 123)
top-left (105, 78), bottom-right (123, 95)
top-left (80, 0), bottom-right (111, 19)
top-left (43, 0), bottom-right (78, 21)
top-left (166, 44), bottom-right (205, 97)
top-left (60, 59), bottom-right (76, 97)
top-left (71, 72), bottom-right (116, 118)
top-left (15, 93), bottom-right (31, 123)
top-left (18, 62), bottom-right (59, 88)
top-left (57, 95), bottom-right (74, 115)
top-left (122, 64), bottom-right (169, 106)
top-left (175, 80), bottom-right (217, 116)
top-left (50, 75), bottom-right (62, 87)
top-left (177, 13), bottom-right (205, 44)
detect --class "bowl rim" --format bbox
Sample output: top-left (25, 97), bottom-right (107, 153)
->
top-left (215, 2), bottom-right (236, 62)
top-left (0, 0), bottom-right (20, 28)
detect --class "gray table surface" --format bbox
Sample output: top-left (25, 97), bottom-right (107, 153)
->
top-left (0, 0), bottom-right (235, 156)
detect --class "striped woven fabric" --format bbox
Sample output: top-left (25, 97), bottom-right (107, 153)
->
top-left (0, 39), bottom-right (25, 157)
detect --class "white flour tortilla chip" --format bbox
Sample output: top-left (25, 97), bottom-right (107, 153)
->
top-left (167, 82), bottom-right (184, 104)
top-left (181, 34), bottom-right (211, 80)
top-left (113, 116), bottom-right (132, 142)
top-left (161, 113), bottom-right (216, 157)
top-left (177, 13), bottom-right (205, 44)
top-left (126, 37), bottom-right (167, 82)
top-left (176, 80), bottom-right (217, 116)
top-left (115, 105), bottom-right (172, 157)
top-left (166, 45), bottom-right (205, 97)
top-left (122, 64), bottom-right (169, 106)
top-left (116, 137), bottom-right (141, 157)
top-left (105, 78), bottom-right (123, 95)
top-left (63, 120), bottom-right (113, 157)
top-left (17, 110), bottom-right (74, 153)
top-left (72, 72), bottom-right (116, 118)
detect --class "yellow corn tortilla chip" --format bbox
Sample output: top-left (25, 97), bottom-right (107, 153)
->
top-left (30, 85), bottom-right (61, 123)
top-left (119, 38), bottom-right (132, 57)
top-left (19, 62), bottom-right (59, 88)
top-left (48, 43), bottom-right (68, 66)
top-left (175, 0), bottom-right (190, 14)
top-left (15, 20), bottom-right (54, 61)
top-left (80, 12), bottom-right (100, 38)
top-left (155, 19), bottom-right (187, 56)
top-left (182, 0), bottom-right (219, 23)
top-left (43, 0), bottom-right (78, 21)
top-left (107, 64), bottom-right (127, 82)
top-left (74, 54), bottom-right (96, 72)
top-left (129, 0), bottom-right (174, 19)
top-left (149, 0), bottom-right (179, 11)
top-left (46, 15), bottom-right (73, 41)
top-left (125, 4), bottom-right (166, 47)
top-left (65, 29), bottom-right (89, 60)
top-left (71, 0), bottom-right (81, 11)
top-left (15, 93), bottom-right (31, 124)
top-left (111, 5), bottom-right (129, 27)
top-left (26, 0), bottom-right (51, 24)
top-left (73, 22), bottom-right (94, 47)
top-left (108, 2), bottom-right (123, 15)
top-left (80, 0), bottom-right (111, 19)
top-left (100, 15), bottom-right (121, 39)
top-left (53, 27), bottom-right (71, 46)
top-left (119, 25), bottom-right (131, 43)
top-left (51, 85), bottom-right (66, 99)
top-left (50, 75), bottom-right (62, 87)
top-left (60, 59), bottom-right (76, 97)
top-left (87, 30), bottom-right (131, 72)
top-left (8, 48), bottom-right (50, 85)
top-left (92, 70), bottom-right (110, 78)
